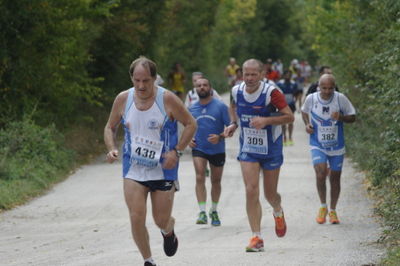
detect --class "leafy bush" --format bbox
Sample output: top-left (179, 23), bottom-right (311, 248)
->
top-left (0, 118), bottom-right (74, 209)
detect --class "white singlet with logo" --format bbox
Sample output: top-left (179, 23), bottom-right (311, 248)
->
top-left (124, 96), bottom-right (167, 181)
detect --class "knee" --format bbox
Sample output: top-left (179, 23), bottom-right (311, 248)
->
top-left (128, 209), bottom-right (146, 225)
top-left (154, 216), bottom-right (170, 229)
top-left (245, 185), bottom-right (259, 200)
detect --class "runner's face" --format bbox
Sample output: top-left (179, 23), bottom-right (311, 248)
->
top-left (131, 65), bottom-right (155, 98)
top-left (195, 78), bottom-right (211, 99)
top-left (192, 74), bottom-right (202, 87)
top-left (319, 79), bottom-right (335, 100)
top-left (243, 64), bottom-right (262, 90)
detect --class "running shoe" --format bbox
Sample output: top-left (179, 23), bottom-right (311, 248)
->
top-left (274, 212), bottom-right (287, 237)
top-left (287, 140), bottom-right (294, 146)
top-left (329, 210), bottom-right (340, 224)
top-left (209, 211), bottom-right (221, 226)
top-left (144, 262), bottom-right (156, 266)
top-left (316, 207), bottom-right (328, 224)
top-left (245, 236), bottom-right (264, 252)
top-left (161, 230), bottom-right (178, 257)
top-left (196, 211), bottom-right (208, 224)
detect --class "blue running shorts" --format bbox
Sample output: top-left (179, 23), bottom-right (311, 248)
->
top-left (237, 152), bottom-right (283, 170)
top-left (311, 149), bottom-right (344, 171)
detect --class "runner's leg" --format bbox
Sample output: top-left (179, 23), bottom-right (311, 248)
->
top-left (124, 179), bottom-right (151, 259)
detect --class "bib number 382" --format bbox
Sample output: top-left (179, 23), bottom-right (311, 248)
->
top-left (131, 136), bottom-right (163, 167)
top-left (318, 125), bottom-right (338, 148)
top-left (242, 127), bottom-right (268, 155)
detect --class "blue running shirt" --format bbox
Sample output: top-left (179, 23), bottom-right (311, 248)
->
top-left (189, 98), bottom-right (230, 155)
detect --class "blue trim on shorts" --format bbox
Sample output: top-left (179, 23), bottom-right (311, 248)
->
top-left (311, 149), bottom-right (344, 171)
top-left (237, 152), bottom-right (283, 170)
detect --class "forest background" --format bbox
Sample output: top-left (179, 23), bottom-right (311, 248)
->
top-left (0, 0), bottom-right (399, 264)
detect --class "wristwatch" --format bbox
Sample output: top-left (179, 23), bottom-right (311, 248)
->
top-left (174, 148), bottom-right (183, 158)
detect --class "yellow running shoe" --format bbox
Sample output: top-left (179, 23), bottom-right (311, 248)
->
top-left (329, 210), bottom-right (340, 224)
top-left (245, 236), bottom-right (264, 252)
top-left (316, 207), bottom-right (328, 224)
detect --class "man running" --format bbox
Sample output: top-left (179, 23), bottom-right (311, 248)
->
top-left (189, 78), bottom-right (231, 226)
top-left (224, 59), bottom-right (294, 252)
top-left (185, 72), bottom-right (221, 108)
top-left (301, 74), bottom-right (356, 224)
top-left (104, 57), bottom-right (196, 266)
top-left (277, 70), bottom-right (299, 146)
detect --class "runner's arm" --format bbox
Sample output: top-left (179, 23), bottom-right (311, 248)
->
top-left (104, 91), bottom-right (128, 163)
top-left (163, 91), bottom-right (197, 169)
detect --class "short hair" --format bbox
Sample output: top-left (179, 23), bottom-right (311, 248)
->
top-left (319, 65), bottom-right (331, 75)
top-left (129, 56), bottom-right (157, 78)
top-left (192, 71), bottom-right (203, 77)
top-left (243, 59), bottom-right (264, 72)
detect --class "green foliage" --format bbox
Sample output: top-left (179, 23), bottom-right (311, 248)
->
top-left (303, 0), bottom-right (400, 262)
top-left (0, 0), bottom-right (108, 126)
top-left (0, 118), bottom-right (74, 209)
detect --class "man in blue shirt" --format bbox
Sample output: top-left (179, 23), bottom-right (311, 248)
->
top-left (277, 70), bottom-right (298, 146)
top-left (189, 77), bottom-right (231, 226)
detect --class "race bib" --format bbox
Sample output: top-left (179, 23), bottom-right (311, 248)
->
top-left (318, 125), bottom-right (338, 148)
top-left (242, 127), bottom-right (268, 155)
top-left (131, 136), bottom-right (164, 167)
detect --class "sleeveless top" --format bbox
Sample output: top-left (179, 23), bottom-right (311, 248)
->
top-left (122, 87), bottom-right (178, 181)
top-left (234, 82), bottom-right (283, 159)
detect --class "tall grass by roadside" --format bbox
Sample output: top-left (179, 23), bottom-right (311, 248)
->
top-left (0, 118), bottom-right (74, 210)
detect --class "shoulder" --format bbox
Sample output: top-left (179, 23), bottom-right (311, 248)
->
top-left (114, 89), bottom-right (130, 105)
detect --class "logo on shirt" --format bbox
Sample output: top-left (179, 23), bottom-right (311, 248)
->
top-left (322, 106), bottom-right (330, 114)
top-left (252, 106), bottom-right (263, 109)
top-left (202, 108), bottom-right (207, 114)
top-left (147, 119), bottom-right (159, 130)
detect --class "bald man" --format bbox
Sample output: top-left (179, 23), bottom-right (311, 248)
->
top-left (301, 74), bottom-right (356, 225)
top-left (224, 59), bottom-right (294, 252)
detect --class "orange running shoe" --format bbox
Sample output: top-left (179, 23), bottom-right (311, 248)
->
top-left (245, 236), bottom-right (264, 252)
top-left (316, 207), bottom-right (328, 224)
top-left (329, 210), bottom-right (340, 224)
top-left (274, 212), bottom-right (287, 237)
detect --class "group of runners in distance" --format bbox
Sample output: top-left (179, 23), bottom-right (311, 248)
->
top-left (104, 56), bottom-right (356, 266)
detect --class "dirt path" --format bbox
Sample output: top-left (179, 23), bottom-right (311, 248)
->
top-left (0, 94), bottom-right (384, 266)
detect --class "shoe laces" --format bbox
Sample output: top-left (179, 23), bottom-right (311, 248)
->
top-left (318, 207), bottom-right (327, 218)
top-left (329, 211), bottom-right (338, 220)
top-left (249, 236), bottom-right (262, 247)
top-left (274, 215), bottom-right (285, 229)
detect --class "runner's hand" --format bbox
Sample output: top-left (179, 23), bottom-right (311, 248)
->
top-left (162, 150), bottom-right (179, 169)
top-left (207, 134), bottom-right (220, 144)
top-left (305, 124), bottom-right (314, 134)
top-left (223, 124), bottom-right (237, 138)
top-left (249, 117), bottom-right (268, 129)
top-left (106, 149), bottom-right (119, 163)
top-left (189, 139), bottom-right (197, 148)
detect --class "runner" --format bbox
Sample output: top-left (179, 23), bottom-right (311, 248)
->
top-left (301, 74), bottom-right (356, 225)
top-left (168, 62), bottom-right (186, 101)
top-left (189, 77), bottom-right (231, 226)
top-left (104, 57), bottom-right (196, 266)
top-left (223, 59), bottom-right (294, 252)
top-left (225, 57), bottom-right (240, 88)
top-left (185, 72), bottom-right (221, 108)
top-left (277, 70), bottom-right (298, 146)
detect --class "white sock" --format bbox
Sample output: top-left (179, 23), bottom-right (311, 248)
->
top-left (330, 209), bottom-right (336, 212)
top-left (144, 257), bottom-right (155, 265)
top-left (321, 203), bottom-right (328, 208)
top-left (252, 232), bottom-right (262, 238)
top-left (210, 201), bottom-right (218, 212)
top-left (274, 209), bottom-right (283, 217)
top-left (161, 229), bottom-right (171, 236)
top-left (198, 202), bottom-right (206, 212)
